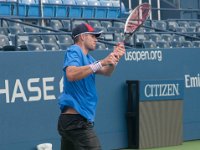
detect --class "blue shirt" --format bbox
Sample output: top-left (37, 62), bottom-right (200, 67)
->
top-left (58, 44), bottom-right (98, 122)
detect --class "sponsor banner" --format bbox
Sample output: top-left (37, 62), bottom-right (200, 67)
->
top-left (139, 80), bottom-right (184, 101)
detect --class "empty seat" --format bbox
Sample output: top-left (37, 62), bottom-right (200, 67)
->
top-left (58, 43), bottom-right (72, 50)
top-left (143, 41), bottom-right (157, 48)
top-left (0, 1), bottom-right (13, 16)
top-left (42, 35), bottom-right (57, 44)
top-left (181, 41), bottom-right (193, 48)
top-left (170, 41), bottom-right (181, 48)
top-left (167, 21), bottom-right (179, 31)
top-left (9, 35), bottom-right (27, 50)
top-left (0, 27), bottom-right (9, 35)
top-left (189, 21), bottom-right (200, 27)
top-left (6, 19), bottom-right (23, 27)
top-left (149, 34), bottom-right (161, 42)
top-left (113, 21), bottom-right (124, 28)
top-left (0, 35), bottom-right (15, 51)
top-left (72, 20), bottom-right (87, 29)
top-left (113, 33), bottom-right (123, 42)
top-left (24, 26), bottom-right (40, 33)
top-left (61, 20), bottom-right (71, 32)
top-left (101, 21), bottom-right (112, 28)
top-left (96, 42), bottom-right (107, 50)
top-left (100, 33), bottom-right (113, 41)
top-left (67, 0), bottom-right (82, 18)
top-left (28, 35), bottom-right (42, 43)
top-left (8, 26), bottom-right (24, 35)
top-left (57, 34), bottom-right (73, 45)
top-left (161, 34), bottom-right (173, 42)
top-left (172, 35), bottom-right (185, 42)
top-left (107, 26), bottom-right (123, 33)
top-left (50, 20), bottom-right (63, 30)
top-left (178, 21), bottom-right (189, 28)
top-left (156, 41), bottom-right (170, 48)
top-left (76, 0), bottom-right (94, 18)
top-left (92, 1), bottom-right (107, 18)
top-left (88, 20), bottom-right (102, 28)
top-left (135, 34), bottom-right (149, 43)
top-left (152, 20), bottom-right (167, 30)
top-left (176, 27), bottom-right (187, 33)
top-left (26, 43), bottom-right (44, 51)
top-left (192, 41), bottom-right (200, 48)
top-left (43, 43), bottom-right (60, 51)
top-left (100, 1), bottom-right (119, 18)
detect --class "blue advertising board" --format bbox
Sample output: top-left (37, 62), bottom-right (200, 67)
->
top-left (0, 48), bottom-right (200, 149)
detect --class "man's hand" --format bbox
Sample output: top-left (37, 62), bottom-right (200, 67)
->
top-left (113, 42), bottom-right (125, 59)
top-left (100, 52), bottom-right (119, 66)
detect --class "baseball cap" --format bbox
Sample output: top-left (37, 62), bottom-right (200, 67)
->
top-left (72, 23), bottom-right (102, 39)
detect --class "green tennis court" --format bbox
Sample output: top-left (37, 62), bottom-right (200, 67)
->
top-left (122, 140), bottom-right (200, 150)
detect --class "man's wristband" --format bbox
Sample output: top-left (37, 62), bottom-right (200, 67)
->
top-left (89, 61), bottom-right (103, 73)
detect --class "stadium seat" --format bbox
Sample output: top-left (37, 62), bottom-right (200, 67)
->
top-left (100, 0), bottom-right (120, 18)
top-left (167, 20), bottom-right (179, 31)
top-left (6, 19), bottom-right (23, 27)
top-left (9, 35), bottom-right (27, 50)
top-left (176, 27), bottom-right (187, 33)
top-left (189, 21), bottom-right (200, 27)
top-left (41, 35), bottom-right (57, 44)
top-left (113, 21), bottom-right (124, 28)
top-left (107, 26), bottom-right (123, 33)
top-left (76, 0), bottom-right (94, 18)
top-left (156, 41), bottom-right (170, 48)
top-left (43, 43), bottom-right (60, 51)
top-left (50, 20), bottom-right (63, 30)
top-left (96, 42), bottom-right (107, 50)
top-left (72, 20), bottom-right (87, 29)
top-left (0, 35), bottom-right (15, 51)
top-left (172, 35), bottom-right (185, 42)
top-left (61, 19), bottom-right (71, 32)
top-left (66, 0), bottom-right (82, 18)
top-left (91, 1), bottom-right (107, 18)
top-left (149, 34), bottom-right (161, 42)
top-left (143, 41), bottom-right (157, 48)
top-left (135, 34), bottom-right (149, 43)
top-left (161, 34), bottom-right (173, 42)
top-left (88, 20), bottom-right (102, 28)
top-left (152, 20), bottom-right (167, 30)
top-left (100, 32), bottom-right (113, 41)
top-left (100, 20), bottom-right (112, 28)
top-left (181, 41), bottom-right (193, 48)
top-left (178, 21), bottom-right (189, 28)
top-left (113, 33), bottom-right (123, 42)
top-left (28, 35), bottom-right (42, 43)
top-left (56, 34), bottom-right (73, 45)
top-left (0, 1), bottom-right (13, 16)
top-left (27, 0), bottom-right (39, 17)
top-left (26, 43), bottom-right (44, 51)
top-left (192, 41), bottom-right (200, 48)
top-left (0, 27), bottom-right (9, 36)
top-left (58, 43), bottom-right (71, 50)
top-left (170, 41), bottom-right (182, 48)
top-left (8, 26), bottom-right (24, 35)
top-left (24, 26), bottom-right (40, 33)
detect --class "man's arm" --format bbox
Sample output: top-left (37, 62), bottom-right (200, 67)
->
top-left (66, 65), bottom-right (93, 81)
top-left (96, 42), bottom-right (125, 76)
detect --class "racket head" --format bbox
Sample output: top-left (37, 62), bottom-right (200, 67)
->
top-left (124, 3), bottom-right (151, 35)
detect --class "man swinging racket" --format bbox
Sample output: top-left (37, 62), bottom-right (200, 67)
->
top-left (57, 23), bottom-right (125, 150)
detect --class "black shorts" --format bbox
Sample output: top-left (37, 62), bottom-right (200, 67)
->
top-left (57, 114), bottom-right (101, 150)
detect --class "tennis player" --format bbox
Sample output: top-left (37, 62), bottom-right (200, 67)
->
top-left (57, 23), bottom-right (125, 150)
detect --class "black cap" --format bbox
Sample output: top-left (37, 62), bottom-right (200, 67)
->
top-left (72, 23), bottom-right (102, 39)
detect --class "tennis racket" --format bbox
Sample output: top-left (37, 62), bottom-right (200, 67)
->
top-left (98, 3), bottom-right (151, 47)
